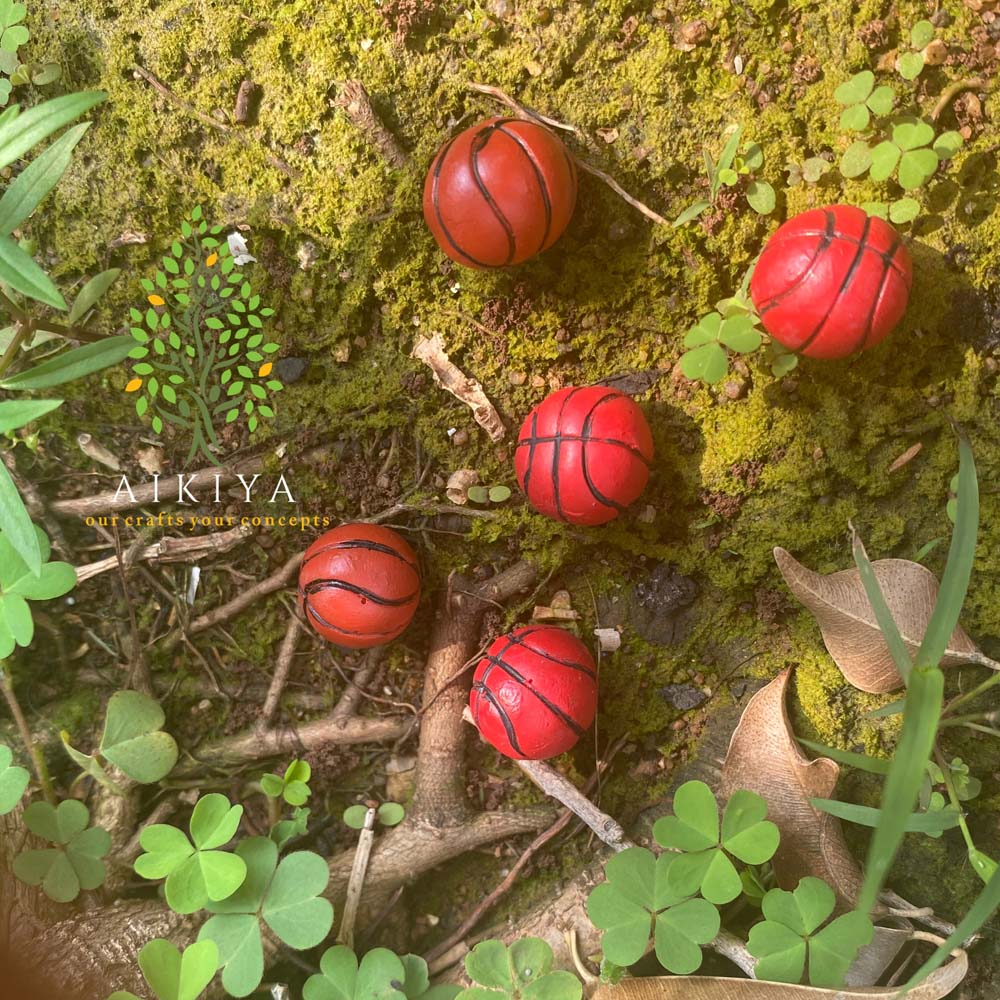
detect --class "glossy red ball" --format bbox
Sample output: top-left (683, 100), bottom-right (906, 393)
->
top-left (298, 524), bottom-right (420, 649)
top-left (423, 116), bottom-right (578, 269)
top-left (514, 386), bottom-right (653, 526)
top-left (749, 204), bottom-right (912, 360)
top-left (470, 626), bottom-right (598, 760)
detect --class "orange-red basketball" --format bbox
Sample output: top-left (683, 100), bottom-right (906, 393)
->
top-left (298, 524), bottom-right (420, 649)
top-left (423, 116), bottom-right (578, 269)
top-left (470, 626), bottom-right (598, 760)
top-left (750, 204), bottom-right (912, 359)
top-left (515, 386), bottom-right (653, 526)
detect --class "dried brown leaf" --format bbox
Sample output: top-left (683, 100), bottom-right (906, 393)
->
top-left (719, 670), bottom-right (867, 911)
top-left (773, 547), bottom-right (979, 693)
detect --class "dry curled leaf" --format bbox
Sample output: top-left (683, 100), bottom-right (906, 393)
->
top-left (445, 469), bottom-right (479, 505)
top-left (720, 670), bottom-right (867, 912)
top-left (774, 548), bottom-right (979, 693)
top-left (592, 949), bottom-right (966, 1000)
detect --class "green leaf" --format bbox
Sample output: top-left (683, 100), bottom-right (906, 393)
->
top-left (138, 939), bottom-right (220, 1000)
top-left (717, 167), bottom-right (738, 186)
top-left (898, 52), bottom-right (924, 80)
top-left (0, 122), bottom-right (89, 235)
top-left (810, 798), bottom-right (962, 833)
top-left (720, 789), bottom-right (779, 863)
top-left (488, 485), bottom-right (512, 504)
top-left (839, 104), bottom-right (870, 132)
top-left (68, 268), bottom-right (121, 324)
top-left (798, 739), bottom-right (890, 774)
top-left (893, 120), bottom-right (935, 152)
top-left (0, 91), bottom-right (104, 172)
top-left (190, 792), bottom-right (243, 850)
top-left (933, 130), bottom-right (963, 160)
top-left (0, 743), bottom-right (29, 813)
top-left (970, 849), bottom-right (997, 885)
top-left (653, 896), bottom-right (719, 975)
top-left (0, 398), bottom-right (62, 433)
top-left (834, 71), bottom-right (874, 106)
top-left (869, 141), bottom-right (902, 182)
top-left (262, 850), bottom-right (333, 947)
top-left (0, 233), bottom-right (64, 308)
top-left (866, 85), bottom-right (895, 116)
top-left (0, 336), bottom-right (137, 389)
top-left (718, 315), bottom-right (761, 353)
top-left (32, 63), bottom-right (61, 86)
top-left (889, 197), bottom-right (921, 224)
top-left (672, 200), bottom-right (710, 228)
top-left (840, 140), bottom-right (873, 179)
top-left (715, 125), bottom-right (743, 176)
top-left (99, 690), bottom-right (179, 783)
top-left (271, 806), bottom-right (309, 850)
top-left (344, 804), bottom-right (369, 829)
top-left (745, 180), bottom-right (775, 215)
top-left (654, 781), bottom-right (718, 852)
top-left (465, 940), bottom-right (512, 991)
top-left (378, 802), bottom-right (405, 826)
top-left (260, 773), bottom-right (284, 798)
top-left (679, 342), bottom-right (727, 384)
top-left (910, 19), bottom-right (934, 49)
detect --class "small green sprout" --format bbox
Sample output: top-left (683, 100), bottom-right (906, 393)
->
top-left (134, 793), bottom-right (247, 914)
top-left (898, 21), bottom-right (936, 81)
top-left (261, 759), bottom-right (312, 806)
top-left (106, 939), bottom-right (220, 1000)
top-left (344, 801), bottom-right (406, 828)
top-left (457, 938), bottom-right (582, 1000)
top-left (270, 805), bottom-right (310, 851)
top-left (833, 71), bottom-right (895, 132)
top-left (679, 297), bottom-right (763, 386)
top-left (747, 877), bottom-right (874, 987)
top-left (13, 799), bottom-right (110, 901)
top-left (947, 472), bottom-right (960, 523)
top-left (784, 157), bottom-right (832, 187)
top-left (467, 484), bottom-right (512, 505)
top-left (305, 947), bottom-right (460, 1000)
top-left (586, 846), bottom-right (720, 974)
top-left (0, 742), bottom-right (29, 813)
top-left (653, 780), bottom-right (779, 904)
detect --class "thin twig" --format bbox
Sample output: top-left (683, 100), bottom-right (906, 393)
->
top-left (337, 807), bottom-right (377, 949)
top-left (331, 648), bottom-right (393, 723)
top-left (335, 80), bottom-right (409, 167)
top-left (931, 77), bottom-right (985, 121)
top-left (260, 618), bottom-right (304, 727)
top-left (113, 521), bottom-right (154, 697)
top-left (0, 665), bottom-right (55, 805)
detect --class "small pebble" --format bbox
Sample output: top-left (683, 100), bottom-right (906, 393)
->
top-left (452, 429), bottom-right (470, 447)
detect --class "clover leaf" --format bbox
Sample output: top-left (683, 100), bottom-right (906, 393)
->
top-left (399, 953), bottom-right (462, 1000)
top-left (456, 938), bottom-right (581, 1000)
top-left (104, 939), bottom-right (219, 1000)
top-left (261, 759), bottom-right (311, 806)
top-left (304, 947), bottom-right (461, 1000)
top-left (13, 799), bottom-right (110, 901)
top-left (344, 801), bottom-right (406, 829)
top-left (0, 742), bottom-right (29, 813)
top-left (834, 72), bottom-right (897, 132)
top-left (134, 793), bottom-right (246, 914)
top-left (0, 1), bottom-right (28, 53)
top-left (653, 782), bottom-right (779, 904)
top-left (0, 525), bottom-right (76, 658)
top-left (679, 310), bottom-right (763, 385)
top-left (586, 846), bottom-right (720, 974)
top-left (271, 805), bottom-right (310, 850)
top-left (747, 877), bottom-right (873, 987)
top-left (197, 836), bottom-right (333, 997)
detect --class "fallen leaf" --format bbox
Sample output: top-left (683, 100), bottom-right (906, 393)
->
top-left (845, 927), bottom-right (911, 988)
top-left (773, 548), bottom-right (979, 693)
top-left (533, 605), bottom-right (580, 622)
top-left (413, 333), bottom-right (506, 442)
top-left (446, 469), bottom-right (479, 505)
top-left (592, 949), bottom-right (966, 1000)
top-left (719, 670), bottom-right (868, 912)
top-left (108, 230), bottom-right (148, 249)
top-left (597, 127), bottom-right (620, 143)
top-left (136, 446), bottom-right (165, 476)
top-left (888, 442), bottom-right (922, 472)
top-left (594, 627), bottom-right (622, 652)
top-left (76, 433), bottom-right (122, 472)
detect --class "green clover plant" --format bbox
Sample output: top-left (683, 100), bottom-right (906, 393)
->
top-left (305, 947), bottom-right (460, 1000)
top-left (0, 741), bottom-right (28, 812)
top-left (898, 20), bottom-right (936, 81)
top-left (106, 939), bottom-right (220, 1000)
top-left (12, 799), bottom-right (110, 901)
top-left (197, 836), bottom-right (333, 998)
top-left (271, 805), bottom-right (310, 850)
top-left (679, 292), bottom-right (763, 385)
top-left (134, 792), bottom-right (246, 914)
top-left (261, 758), bottom-right (312, 806)
top-left (344, 801), bottom-right (406, 829)
top-left (834, 71), bottom-right (895, 133)
top-left (653, 781), bottom-right (779, 904)
top-left (62, 690), bottom-right (179, 792)
top-left (586, 846), bottom-right (720, 974)
top-left (456, 938), bottom-right (582, 1000)
top-left (747, 877), bottom-right (873, 987)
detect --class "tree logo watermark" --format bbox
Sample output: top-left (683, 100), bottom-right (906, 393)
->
top-left (124, 206), bottom-right (283, 465)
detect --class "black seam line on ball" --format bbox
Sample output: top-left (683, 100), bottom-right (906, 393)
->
top-left (521, 411), bottom-right (539, 503)
top-left (795, 214), bottom-right (874, 356)
top-left (431, 137), bottom-right (492, 269)
top-left (472, 680), bottom-right (526, 756)
top-left (482, 653), bottom-right (586, 736)
top-left (581, 392), bottom-right (633, 514)
top-left (758, 209), bottom-right (836, 316)
top-left (764, 228), bottom-right (910, 280)
top-left (854, 232), bottom-right (902, 354)
top-left (470, 123), bottom-right (517, 266)
top-left (301, 597), bottom-right (396, 637)
top-left (302, 579), bottom-right (417, 607)
top-left (302, 539), bottom-right (419, 574)
top-left (549, 387), bottom-right (585, 522)
top-left (505, 630), bottom-right (597, 678)
top-left (496, 123), bottom-right (552, 256)
top-left (563, 146), bottom-right (578, 197)
top-left (516, 432), bottom-right (651, 467)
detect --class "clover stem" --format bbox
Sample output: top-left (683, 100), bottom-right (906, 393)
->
top-left (0, 320), bottom-right (34, 379)
top-left (267, 794), bottom-right (282, 829)
top-left (932, 745), bottom-right (977, 855)
top-left (337, 806), bottom-right (377, 949)
top-left (0, 663), bottom-right (56, 805)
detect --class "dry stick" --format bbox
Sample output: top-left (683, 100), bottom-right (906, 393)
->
top-left (331, 648), bottom-right (384, 725)
top-left (131, 65), bottom-right (298, 178)
top-left (466, 82), bottom-right (670, 226)
top-left (882, 890), bottom-right (957, 939)
top-left (335, 80), bottom-right (409, 167)
top-left (112, 521), bottom-right (154, 697)
top-left (931, 77), bottom-right (985, 121)
top-left (337, 807), bottom-right (378, 950)
top-left (260, 617), bottom-right (304, 727)
top-left (0, 666), bottom-right (56, 805)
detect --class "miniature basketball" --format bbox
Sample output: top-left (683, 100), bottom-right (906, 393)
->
top-left (749, 204), bottom-right (912, 360)
top-left (298, 524), bottom-right (420, 649)
top-left (470, 626), bottom-right (598, 760)
top-left (515, 385), bottom-right (653, 526)
top-left (423, 116), bottom-right (578, 269)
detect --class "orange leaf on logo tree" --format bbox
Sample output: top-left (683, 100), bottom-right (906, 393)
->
top-left (258, 362), bottom-right (273, 378)
top-left (125, 379), bottom-right (143, 393)
top-left (206, 253), bottom-right (218, 267)
top-left (147, 294), bottom-right (165, 306)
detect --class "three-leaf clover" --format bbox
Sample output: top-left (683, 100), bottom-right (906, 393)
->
top-left (63, 690), bottom-right (179, 791)
top-left (0, 742), bottom-right (29, 813)
top-left (106, 939), bottom-right (220, 1000)
top-left (261, 759), bottom-right (311, 806)
top-left (304, 947), bottom-right (461, 1000)
top-left (898, 21), bottom-right (935, 81)
top-left (197, 836), bottom-right (333, 997)
top-left (13, 799), bottom-right (110, 901)
top-left (456, 938), bottom-right (582, 1000)
top-left (586, 846), bottom-right (720, 974)
top-left (0, 2), bottom-right (28, 57)
top-left (834, 71), bottom-right (895, 132)
top-left (0, 525), bottom-right (76, 658)
top-left (680, 311), bottom-right (762, 385)
top-left (134, 793), bottom-right (246, 914)
top-left (747, 877), bottom-right (874, 987)
top-left (653, 781), bottom-right (779, 904)
top-left (344, 802), bottom-right (406, 829)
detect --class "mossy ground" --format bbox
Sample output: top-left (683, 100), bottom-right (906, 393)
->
top-left (9, 0), bottom-right (1000, 990)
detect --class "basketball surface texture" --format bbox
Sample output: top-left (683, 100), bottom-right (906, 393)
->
top-left (515, 385), bottom-right (654, 526)
top-left (423, 116), bottom-right (578, 269)
top-left (298, 524), bottom-right (420, 649)
top-left (749, 204), bottom-right (912, 359)
top-left (470, 626), bottom-right (598, 760)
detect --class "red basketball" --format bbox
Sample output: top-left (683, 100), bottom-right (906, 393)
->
top-left (298, 524), bottom-right (420, 649)
top-left (515, 386), bottom-right (653, 526)
top-left (423, 116), bottom-right (577, 269)
top-left (470, 626), bottom-right (598, 760)
top-left (750, 204), bottom-right (912, 360)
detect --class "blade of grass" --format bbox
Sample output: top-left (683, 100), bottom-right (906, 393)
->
top-left (810, 797), bottom-right (961, 833)
top-left (798, 739), bottom-right (890, 774)
top-left (866, 698), bottom-right (905, 719)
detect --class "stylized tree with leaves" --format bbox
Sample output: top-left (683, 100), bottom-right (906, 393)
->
top-left (125, 206), bottom-right (282, 464)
